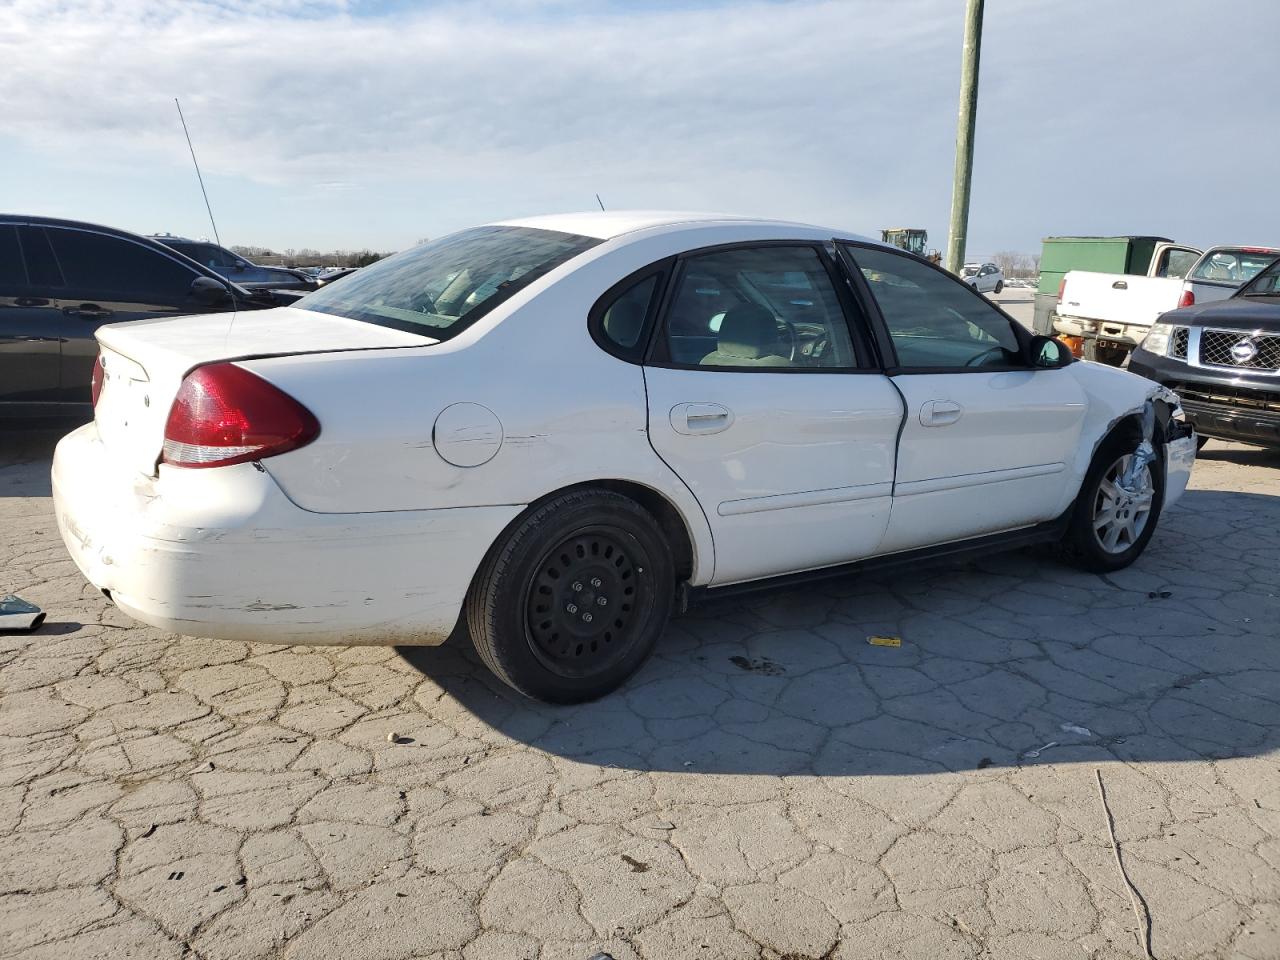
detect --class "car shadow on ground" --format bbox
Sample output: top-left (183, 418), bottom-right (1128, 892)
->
top-left (400, 486), bottom-right (1280, 777)
top-left (0, 426), bottom-right (68, 498)
top-left (1196, 444), bottom-right (1280, 469)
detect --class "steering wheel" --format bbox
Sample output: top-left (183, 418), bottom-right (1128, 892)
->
top-left (775, 319), bottom-right (798, 361)
top-left (965, 345), bottom-right (1008, 368)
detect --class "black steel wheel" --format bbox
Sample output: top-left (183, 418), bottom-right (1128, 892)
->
top-left (466, 490), bottom-right (674, 703)
top-left (524, 527), bottom-right (653, 679)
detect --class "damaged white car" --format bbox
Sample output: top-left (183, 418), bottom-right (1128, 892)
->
top-left (52, 213), bottom-right (1198, 702)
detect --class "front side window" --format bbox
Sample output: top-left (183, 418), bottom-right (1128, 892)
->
top-left (48, 229), bottom-right (196, 298)
top-left (1191, 249), bottom-right (1279, 284)
top-left (846, 244), bottom-right (1022, 369)
top-left (1159, 248), bottom-right (1199, 279)
top-left (298, 226), bottom-right (601, 340)
top-left (660, 245), bottom-right (856, 370)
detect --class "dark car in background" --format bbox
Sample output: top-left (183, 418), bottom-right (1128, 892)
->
top-left (149, 235), bottom-right (317, 292)
top-left (1130, 256), bottom-right (1280, 449)
top-left (1, 214), bottom-right (271, 419)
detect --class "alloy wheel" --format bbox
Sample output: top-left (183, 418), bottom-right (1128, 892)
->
top-left (1092, 454), bottom-right (1154, 554)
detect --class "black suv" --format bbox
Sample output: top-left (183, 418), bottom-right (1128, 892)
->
top-left (0, 214), bottom-right (271, 419)
top-left (1130, 256), bottom-right (1280, 448)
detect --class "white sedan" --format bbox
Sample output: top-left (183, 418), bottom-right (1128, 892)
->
top-left (53, 212), bottom-right (1197, 702)
top-left (962, 261), bottom-right (1005, 294)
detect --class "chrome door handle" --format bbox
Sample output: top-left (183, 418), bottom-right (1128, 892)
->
top-left (670, 402), bottom-right (733, 435)
top-left (1112, 280), bottom-right (1128, 290)
top-left (920, 399), bottom-right (963, 427)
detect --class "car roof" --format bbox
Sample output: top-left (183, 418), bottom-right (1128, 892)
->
top-left (492, 210), bottom-right (875, 244)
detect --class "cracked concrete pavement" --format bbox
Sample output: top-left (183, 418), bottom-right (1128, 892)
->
top-left (2, 427), bottom-right (1279, 960)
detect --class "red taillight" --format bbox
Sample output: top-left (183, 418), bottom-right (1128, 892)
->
top-left (162, 363), bottom-right (319, 469)
top-left (1178, 289), bottom-right (1195, 309)
top-left (1056, 278), bottom-right (1065, 302)
top-left (90, 354), bottom-right (104, 408)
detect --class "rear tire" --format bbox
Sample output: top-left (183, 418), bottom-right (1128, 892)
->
top-left (1059, 431), bottom-right (1165, 573)
top-left (465, 490), bottom-right (674, 703)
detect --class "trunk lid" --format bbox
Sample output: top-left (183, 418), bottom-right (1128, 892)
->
top-left (93, 306), bottom-right (434, 477)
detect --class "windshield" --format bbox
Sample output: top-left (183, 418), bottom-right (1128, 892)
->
top-left (961, 265), bottom-right (980, 277)
top-left (1190, 248), bottom-right (1279, 285)
top-left (297, 225), bottom-right (601, 339)
top-left (1239, 257), bottom-right (1280, 297)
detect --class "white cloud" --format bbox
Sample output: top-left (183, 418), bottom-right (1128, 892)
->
top-left (1, 1), bottom-right (959, 219)
top-left (2, 0), bottom-right (1277, 251)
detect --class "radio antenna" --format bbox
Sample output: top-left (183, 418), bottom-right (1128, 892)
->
top-left (175, 98), bottom-right (224, 250)
top-left (595, 193), bottom-right (606, 212)
top-left (174, 97), bottom-right (238, 318)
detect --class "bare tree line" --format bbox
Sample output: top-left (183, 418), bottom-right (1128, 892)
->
top-left (990, 251), bottom-right (1041, 278)
top-left (229, 245), bottom-right (393, 268)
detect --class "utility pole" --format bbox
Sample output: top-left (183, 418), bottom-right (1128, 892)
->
top-left (946, 0), bottom-right (984, 275)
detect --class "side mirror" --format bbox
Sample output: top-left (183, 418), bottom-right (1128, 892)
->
top-left (1028, 334), bottom-right (1072, 368)
top-left (231, 261), bottom-right (246, 271)
top-left (190, 275), bottom-right (231, 306)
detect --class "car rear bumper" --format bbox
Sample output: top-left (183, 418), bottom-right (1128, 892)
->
top-left (1051, 313), bottom-right (1145, 348)
top-left (51, 423), bottom-right (521, 645)
top-left (1130, 351), bottom-right (1280, 449)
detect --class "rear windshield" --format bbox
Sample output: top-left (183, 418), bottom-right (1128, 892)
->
top-left (961, 265), bottom-right (980, 277)
top-left (1190, 249), bottom-right (1279, 285)
top-left (297, 225), bottom-right (601, 339)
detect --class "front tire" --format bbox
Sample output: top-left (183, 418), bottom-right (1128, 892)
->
top-left (1059, 432), bottom-right (1165, 573)
top-left (465, 490), bottom-right (674, 703)
top-left (994, 280), bottom-right (1004, 294)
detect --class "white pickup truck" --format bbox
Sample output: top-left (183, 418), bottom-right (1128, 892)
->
top-left (1054, 244), bottom-right (1280, 365)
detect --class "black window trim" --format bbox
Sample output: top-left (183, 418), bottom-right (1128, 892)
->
top-left (833, 239), bottom-right (1043, 376)
top-left (587, 258), bottom-right (674, 364)
top-left (641, 239), bottom-right (882, 375)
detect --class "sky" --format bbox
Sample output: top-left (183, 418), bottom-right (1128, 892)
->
top-left (1, 0), bottom-right (1277, 257)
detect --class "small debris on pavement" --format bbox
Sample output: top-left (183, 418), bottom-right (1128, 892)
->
top-left (140, 824), bottom-right (157, 838)
top-left (620, 854), bottom-right (649, 873)
top-left (976, 757), bottom-right (993, 769)
top-left (1022, 741), bottom-right (1059, 759)
top-left (387, 731), bottom-right (414, 744)
top-left (728, 655), bottom-right (785, 675)
top-left (1147, 590), bottom-right (1172, 599)
top-left (1060, 723), bottom-right (1093, 737)
top-left (867, 635), bottom-right (901, 647)
top-left (648, 819), bottom-right (676, 830)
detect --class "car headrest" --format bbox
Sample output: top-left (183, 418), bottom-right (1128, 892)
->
top-left (603, 298), bottom-right (646, 348)
top-left (716, 303), bottom-right (779, 359)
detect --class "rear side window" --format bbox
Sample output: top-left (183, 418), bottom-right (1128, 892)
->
top-left (299, 225), bottom-right (601, 340)
top-left (47, 229), bottom-right (196, 298)
top-left (1191, 249), bottom-right (1279, 284)
top-left (591, 271), bottom-right (661, 361)
top-left (18, 227), bottom-right (64, 287)
top-left (659, 245), bottom-right (857, 370)
top-left (0, 226), bottom-right (24, 286)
